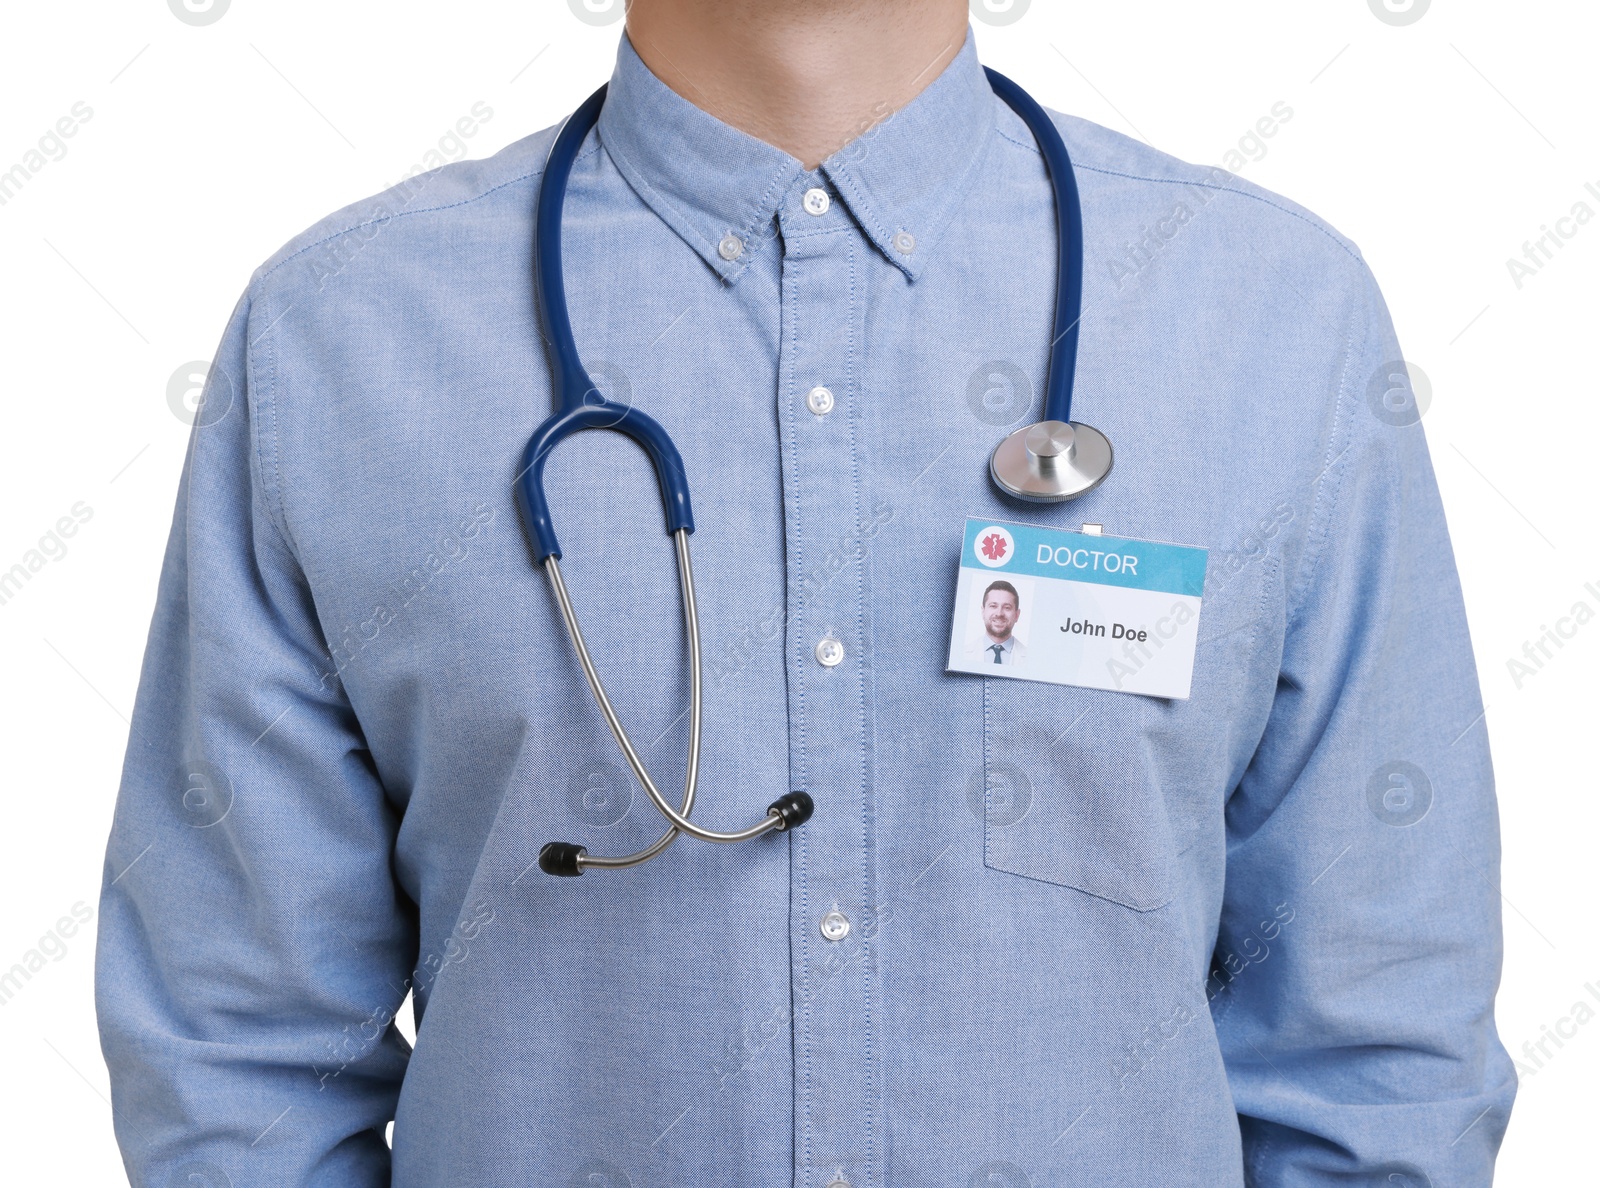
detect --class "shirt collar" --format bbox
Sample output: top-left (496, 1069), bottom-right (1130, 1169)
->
top-left (597, 27), bottom-right (996, 284)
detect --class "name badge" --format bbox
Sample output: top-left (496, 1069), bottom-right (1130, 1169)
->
top-left (946, 518), bottom-right (1209, 699)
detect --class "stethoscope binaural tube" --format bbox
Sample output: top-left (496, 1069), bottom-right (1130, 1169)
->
top-left (535, 529), bottom-right (813, 876)
top-left (982, 67), bottom-right (1114, 503)
top-left (517, 84), bottom-right (812, 877)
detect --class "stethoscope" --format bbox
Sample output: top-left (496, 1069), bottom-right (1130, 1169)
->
top-left (516, 69), bottom-right (1110, 877)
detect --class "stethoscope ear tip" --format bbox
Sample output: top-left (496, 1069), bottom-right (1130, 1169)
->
top-left (539, 841), bottom-right (588, 877)
top-left (768, 791), bottom-right (815, 832)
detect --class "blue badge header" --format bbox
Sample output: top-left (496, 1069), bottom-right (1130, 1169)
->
top-left (960, 517), bottom-right (1208, 597)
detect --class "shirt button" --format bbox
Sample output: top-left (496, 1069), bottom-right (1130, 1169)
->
top-left (718, 233), bottom-right (744, 261)
top-left (892, 229), bottom-right (916, 254)
top-left (803, 187), bottom-right (831, 216)
top-left (825, 1181), bottom-right (852, 1188)
top-left (814, 637), bottom-right (845, 667)
top-left (820, 910), bottom-right (851, 942)
top-left (806, 385), bottom-right (835, 416)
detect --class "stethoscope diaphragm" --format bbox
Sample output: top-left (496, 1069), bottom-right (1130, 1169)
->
top-left (989, 419), bottom-right (1113, 502)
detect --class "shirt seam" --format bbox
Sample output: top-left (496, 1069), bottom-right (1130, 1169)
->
top-left (824, 166), bottom-right (901, 275)
top-left (1284, 263), bottom-right (1373, 628)
top-left (254, 159), bottom-right (562, 286)
top-left (992, 122), bottom-right (1362, 265)
top-left (840, 234), bottom-right (878, 1188)
top-left (779, 243), bottom-right (816, 1184)
top-left (780, 220), bottom-right (854, 243)
top-left (244, 278), bottom-right (301, 564)
top-left (246, 150), bottom-right (575, 559)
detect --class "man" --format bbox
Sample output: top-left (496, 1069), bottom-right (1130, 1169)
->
top-left (96, 0), bottom-right (1515, 1184)
top-left (968, 579), bottom-right (1026, 666)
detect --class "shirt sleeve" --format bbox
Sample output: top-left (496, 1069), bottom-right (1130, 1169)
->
top-left (94, 279), bottom-right (416, 1186)
top-left (1212, 261), bottom-right (1517, 1185)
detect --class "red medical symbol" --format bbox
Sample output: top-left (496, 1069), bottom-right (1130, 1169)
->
top-left (981, 532), bottom-right (1009, 562)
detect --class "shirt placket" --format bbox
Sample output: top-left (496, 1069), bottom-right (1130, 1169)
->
top-left (776, 175), bottom-right (884, 1188)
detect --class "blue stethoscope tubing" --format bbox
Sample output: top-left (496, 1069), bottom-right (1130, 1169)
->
top-left (518, 83), bottom-right (693, 566)
top-left (981, 68), bottom-right (1084, 430)
top-left (518, 69), bottom-right (1106, 876)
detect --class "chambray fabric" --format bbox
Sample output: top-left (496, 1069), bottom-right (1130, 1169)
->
top-left (96, 27), bottom-right (1515, 1188)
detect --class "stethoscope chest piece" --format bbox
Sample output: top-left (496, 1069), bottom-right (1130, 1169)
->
top-left (990, 419), bottom-right (1113, 502)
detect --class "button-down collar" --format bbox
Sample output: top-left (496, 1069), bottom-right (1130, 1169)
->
top-left (597, 28), bottom-right (995, 283)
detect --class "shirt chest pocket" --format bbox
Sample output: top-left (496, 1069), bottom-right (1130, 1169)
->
top-left (978, 677), bottom-right (1177, 912)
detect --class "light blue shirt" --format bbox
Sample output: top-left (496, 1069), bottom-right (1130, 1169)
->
top-left (96, 27), bottom-right (1515, 1188)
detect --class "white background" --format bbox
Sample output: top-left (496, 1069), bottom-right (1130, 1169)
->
top-left (0, 0), bottom-right (1594, 1181)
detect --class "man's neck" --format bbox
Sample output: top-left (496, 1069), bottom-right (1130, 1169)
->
top-left (624, 0), bottom-right (969, 170)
